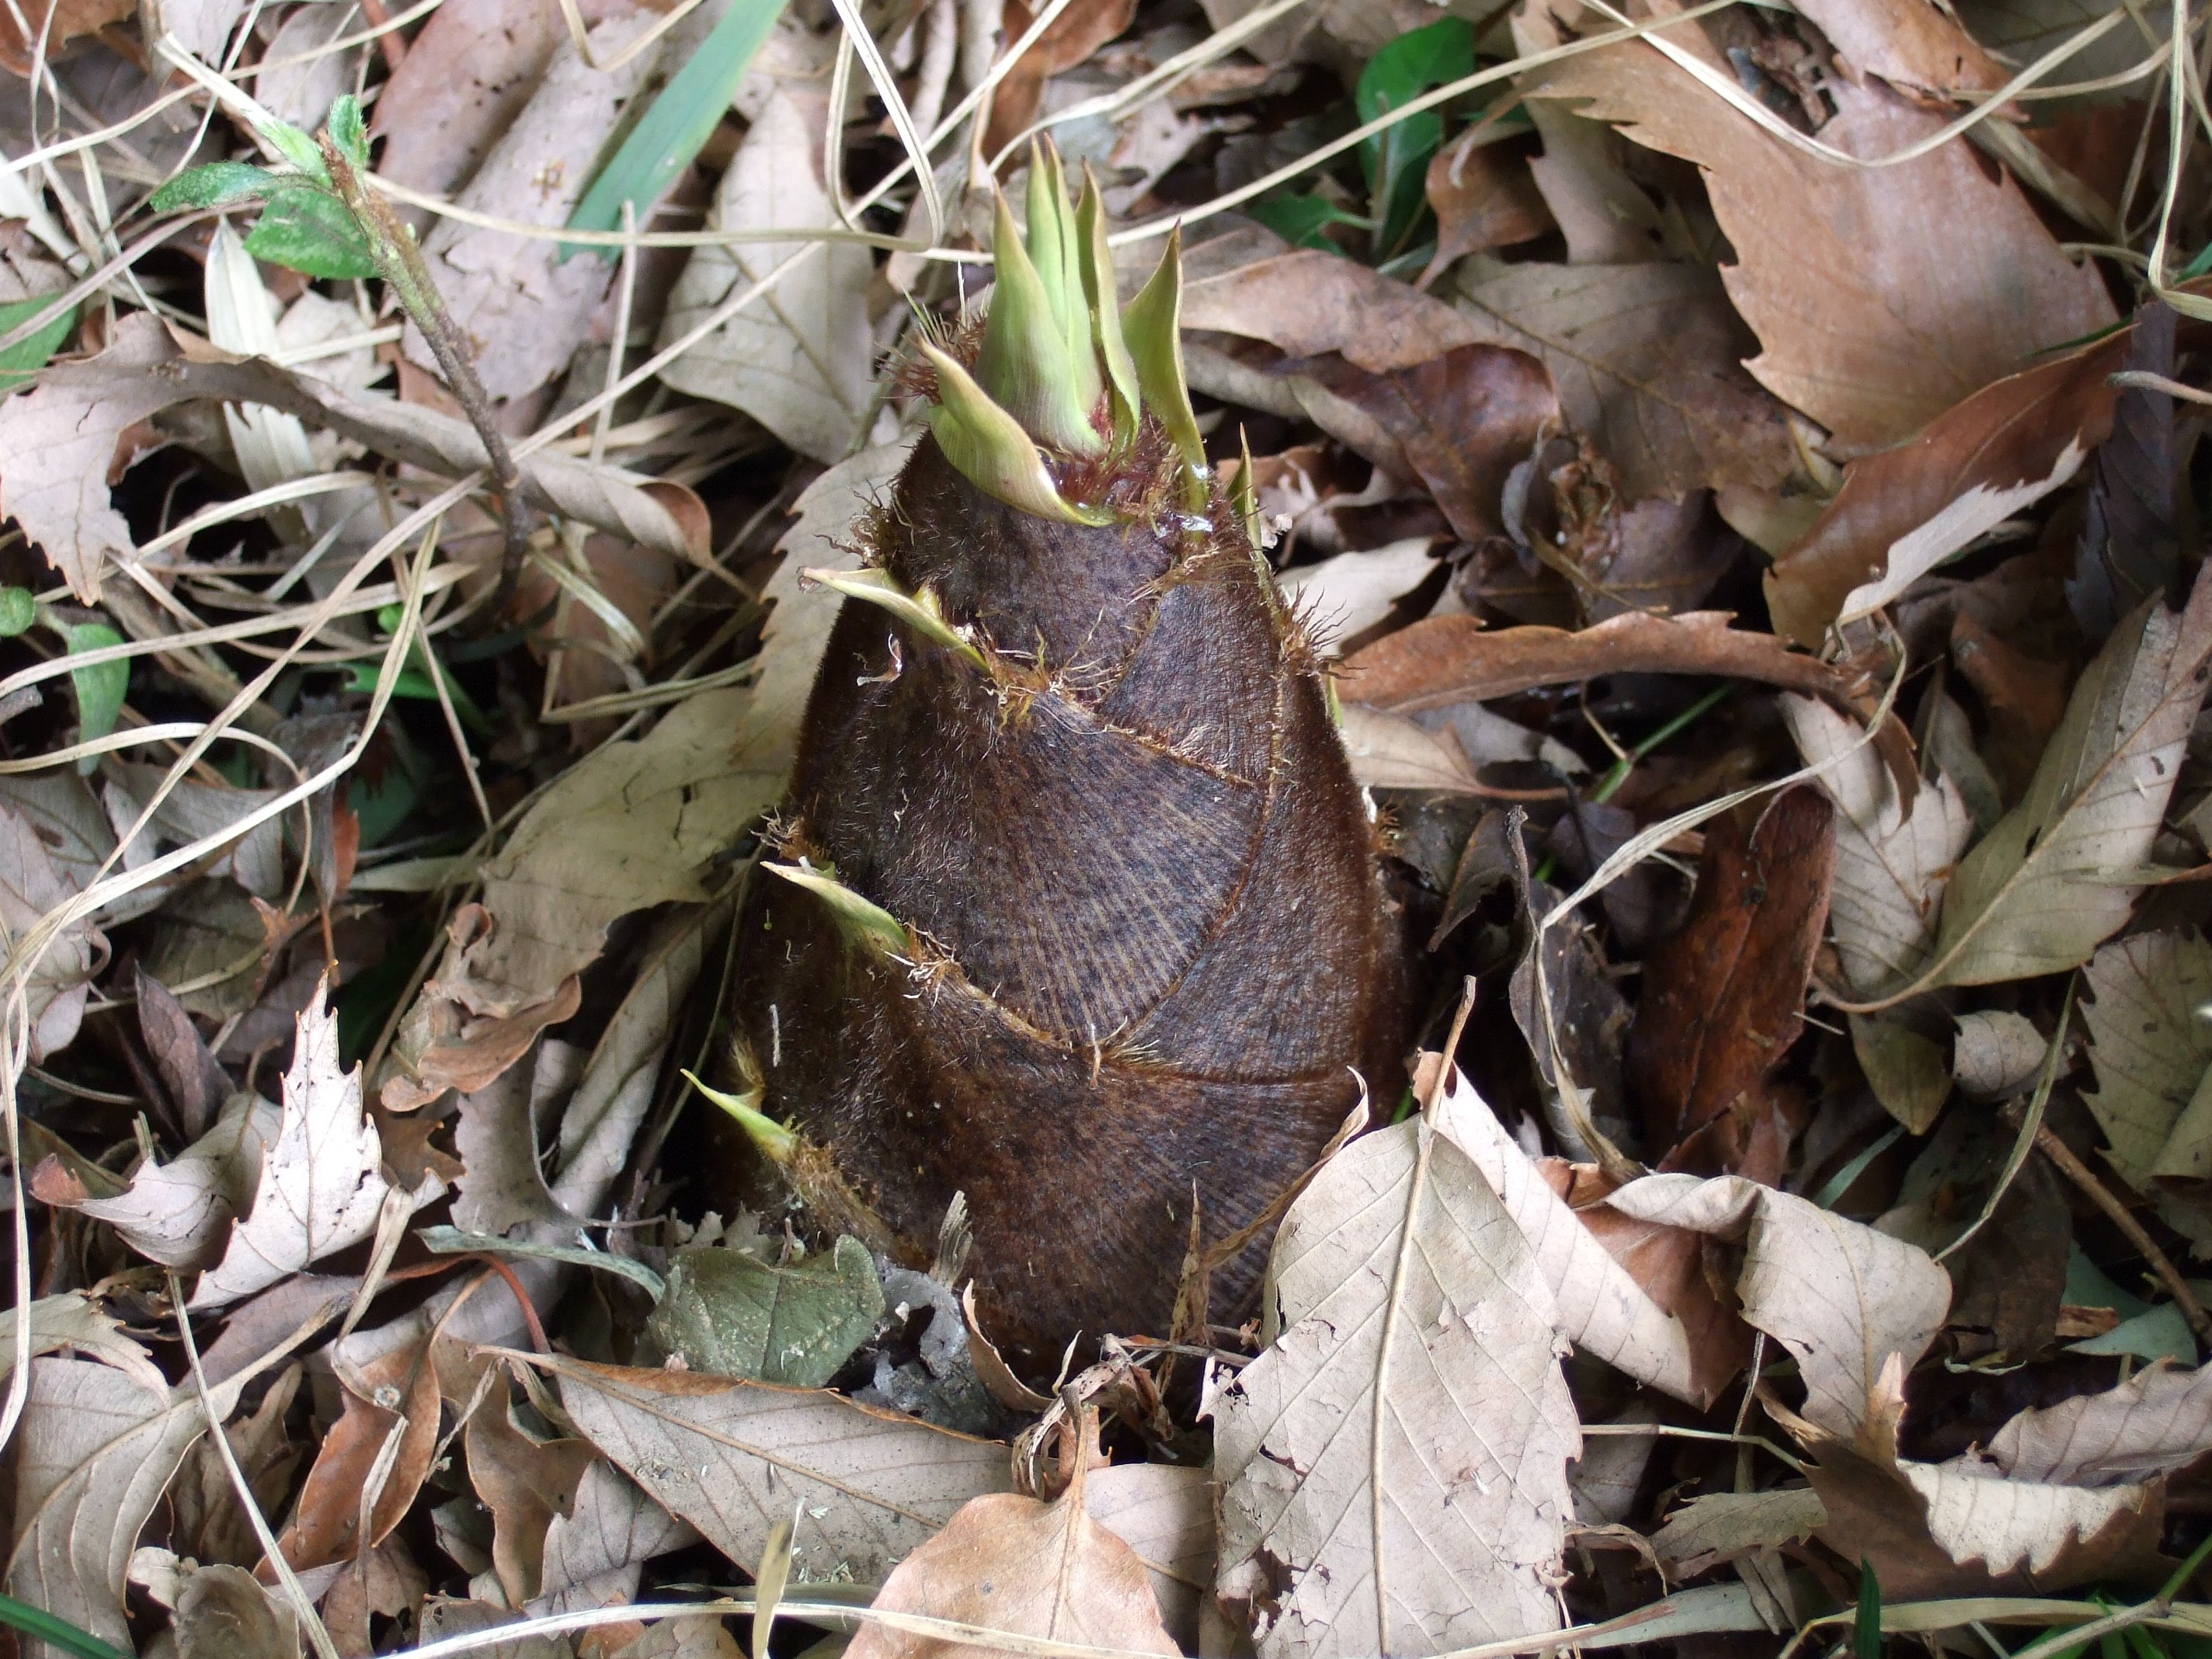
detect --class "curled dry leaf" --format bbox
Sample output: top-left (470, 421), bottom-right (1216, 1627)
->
top-left (1604, 1174), bottom-right (1950, 1436)
top-left (1180, 231), bottom-right (1483, 374)
top-left (1083, 1465), bottom-right (1216, 1650)
top-left (1212, 1076), bottom-right (1579, 1659)
top-left (1765, 287), bottom-right (2143, 645)
top-left (1451, 260), bottom-right (1800, 502)
top-left (844, 1415), bottom-right (1178, 1659)
top-left (1911, 579), bottom-right (2212, 994)
top-left (0, 1292), bottom-right (169, 1394)
top-left (468, 1395), bottom-right (598, 1605)
top-left (1651, 1488), bottom-right (1829, 1578)
top-left (1953, 1009), bottom-right (2047, 1101)
top-left (275, 1328), bottom-right (443, 1571)
top-left (1789, 0), bottom-right (2011, 98)
top-left (2081, 930), bottom-right (2212, 1187)
top-left (534, 1459), bottom-right (700, 1616)
top-left (1334, 704), bottom-right (1481, 794)
top-left (1986, 1362), bottom-right (2212, 1484)
top-left (1629, 787), bottom-right (1836, 1180)
top-left (1422, 130), bottom-right (1552, 283)
top-left (6, 1358), bottom-right (247, 1654)
top-left (171, 1562), bottom-right (297, 1659)
top-left (1342, 610), bottom-right (1862, 715)
top-left (0, 791), bottom-right (103, 1060)
top-left (1782, 694), bottom-right (1970, 999)
top-left (1276, 537), bottom-right (1441, 650)
top-left (545, 1355), bottom-right (1014, 1581)
top-left (1525, 0), bottom-right (2115, 453)
top-left (71, 1094), bottom-right (281, 1271)
top-left (0, 311), bottom-right (180, 601)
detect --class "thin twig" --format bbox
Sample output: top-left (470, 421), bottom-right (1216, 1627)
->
top-left (320, 133), bottom-right (532, 608)
top-left (2031, 1121), bottom-right (2212, 1342)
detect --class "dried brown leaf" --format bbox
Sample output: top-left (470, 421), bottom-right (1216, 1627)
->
top-left (1790, 0), bottom-right (2012, 97)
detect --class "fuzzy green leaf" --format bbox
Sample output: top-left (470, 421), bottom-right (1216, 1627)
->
top-left (64, 623), bottom-right (125, 750)
top-left (0, 295), bottom-right (75, 395)
top-left (565, 0), bottom-right (790, 252)
top-left (920, 341), bottom-right (1107, 525)
top-left (260, 118), bottom-right (329, 181)
top-left (327, 93), bottom-right (369, 172)
top-left (146, 162), bottom-right (284, 214)
top-left (1122, 228), bottom-right (1209, 507)
top-left (0, 589), bottom-right (36, 637)
top-left (976, 193), bottom-right (1100, 454)
top-left (242, 187), bottom-right (376, 279)
top-left (644, 1234), bottom-right (884, 1386)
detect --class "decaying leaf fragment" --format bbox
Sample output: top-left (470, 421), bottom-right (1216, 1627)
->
top-left (2082, 930), bottom-right (2212, 1186)
top-left (1212, 1072), bottom-right (1579, 1659)
top-left (845, 1412), bottom-right (1180, 1659)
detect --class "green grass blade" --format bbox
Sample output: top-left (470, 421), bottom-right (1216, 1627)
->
top-left (0, 294), bottom-right (75, 394)
top-left (565, 0), bottom-right (789, 256)
top-left (0, 1591), bottom-right (132, 1659)
top-left (1856, 1559), bottom-right (1884, 1659)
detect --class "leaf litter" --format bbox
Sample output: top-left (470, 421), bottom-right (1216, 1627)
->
top-left (6, 0), bottom-right (2212, 1656)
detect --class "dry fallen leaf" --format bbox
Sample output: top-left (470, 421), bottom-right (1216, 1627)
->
top-left (1212, 1080), bottom-right (1579, 1659)
top-left (1083, 1464), bottom-right (1216, 1651)
top-left (71, 1094), bottom-right (282, 1271)
top-left (1912, 578), bottom-right (2212, 993)
top-left (1783, 694), bottom-right (1971, 999)
top-left (1652, 1489), bottom-right (1828, 1578)
top-left (547, 1355), bottom-right (1014, 1581)
top-left (1525, 0), bottom-right (2116, 452)
top-left (2081, 930), bottom-right (2212, 1185)
top-left (845, 1413), bottom-right (1179, 1659)
top-left (658, 78), bottom-right (876, 464)
top-left (1790, 0), bottom-right (2012, 97)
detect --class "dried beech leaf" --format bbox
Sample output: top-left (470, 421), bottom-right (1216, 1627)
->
top-left (1525, 0), bottom-right (2115, 452)
top-left (5, 1358), bottom-right (245, 1654)
top-left (843, 1435), bottom-right (1178, 1659)
top-left (1783, 695), bottom-right (1972, 998)
top-left (1921, 583), bottom-right (2212, 991)
top-left (547, 1355), bottom-right (1014, 1580)
top-left (1651, 1489), bottom-right (1828, 1577)
top-left (1604, 1175), bottom-right (1950, 1435)
top-left (1987, 1362), bottom-right (2212, 1484)
top-left (1212, 1080), bottom-right (1579, 1659)
top-left (1343, 610), bottom-right (1859, 713)
top-left (1083, 1465), bottom-right (1216, 1651)
top-left (2081, 930), bottom-right (2212, 1187)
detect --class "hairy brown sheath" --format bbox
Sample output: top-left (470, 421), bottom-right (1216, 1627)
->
top-left (726, 154), bottom-right (1410, 1374)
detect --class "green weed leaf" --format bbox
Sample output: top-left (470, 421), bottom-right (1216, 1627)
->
top-left (243, 187), bottom-right (376, 280)
top-left (64, 622), bottom-right (126, 751)
top-left (146, 161), bottom-right (283, 214)
top-left (1356, 18), bottom-right (1473, 257)
top-left (1250, 190), bottom-right (1365, 252)
top-left (327, 93), bottom-right (369, 172)
top-left (260, 118), bottom-right (329, 181)
top-left (0, 589), bottom-right (36, 636)
top-left (1853, 1558), bottom-right (1882, 1659)
top-left (0, 295), bottom-right (75, 394)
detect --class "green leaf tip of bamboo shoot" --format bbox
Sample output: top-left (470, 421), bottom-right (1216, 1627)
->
top-left (682, 1068), bottom-right (793, 1163)
top-left (801, 566), bottom-right (985, 667)
top-left (1123, 225), bottom-right (1210, 510)
top-left (975, 190), bottom-right (1101, 456)
top-left (920, 342), bottom-right (1109, 525)
top-left (764, 860), bottom-right (910, 956)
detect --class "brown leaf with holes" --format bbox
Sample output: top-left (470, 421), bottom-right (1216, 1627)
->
top-left (274, 1334), bottom-right (443, 1573)
top-left (1629, 787), bottom-right (1838, 1177)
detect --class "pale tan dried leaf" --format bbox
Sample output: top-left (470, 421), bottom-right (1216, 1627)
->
top-left (404, 12), bottom-right (656, 405)
top-left (1987, 1362), bottom-right (2212, 1484)
top-left (2082, 931), bottom-right (2212, 1186)
top-left (0, 1292), bottom-right (168, 1394)
top-left (845, 1452), bottom-right (1179, 1659)
top-left (0, 311), bottom-right (179, 600)
top-left (548, 1356), bottom-right (1014, 1581)
top-left (0, 793), bottom-right (99, 1059)
top-left (1832, 440), bottom-right (2092, 628)
top-left (1604, 1174), bottom-right (1949, 1435)
top-left (1275, 538), bottom-right (1439, 650)
top-left (659, 84), bottom-right (875, 464)
top-left (5, 1358), bottom-right (246, 1654)
top-left (452, 1060), bottom-right (573, 1236)
top-left (1440, 1067), bottom-right (1700, 1403)
top-left (1651, 1489), bottom-right (1828, 1577)
top-left (1084, 1464), bottom-right (1215, 1651)
top-left (534, 1460), bottom-right (698, 1616)
top-left (77, 1094), bottom-right (280, 1271)
top-left (256, 0), bottom-right (367, 129)
top-left (1923, 583), bottom-right (2212, 991)
top-left (1179, 235), bottom-right (1480, 374)
top-left (1524, 0), bottom-right (2116, 451)
top-left (190, 980), bottom-right (433, 1309)
top-left (1850, 1012), bottom-right (1952, 1133)
top-left (1953, 1010), bottom-right (2048, 1101)
top-left (1781, 694), bottom-right (1971, 997)
top-left (1450, 260), bottom-right (1798, 500)
top-left (1334, 704), bottom-right (1480, 793)
top-left (1904, 1454), bottom-right (2154, 1579)
top-left (1791, 0), bottom-right (2012, 96)
top-left (1212, 1087), bottom-right (1579, 1658)
top-left (172, 1562), bottom-right (299, 1659)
